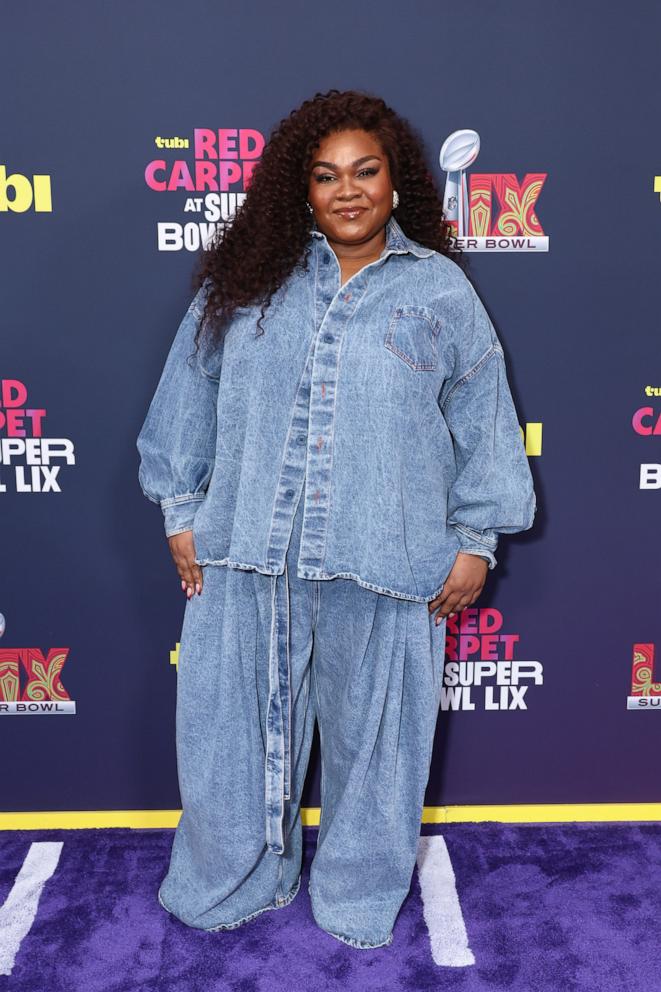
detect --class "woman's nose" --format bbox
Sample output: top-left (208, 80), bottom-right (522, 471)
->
top-left (336, 188), bottom-right (361, 202)
top-left (336, 177), bottom-right (361, 199)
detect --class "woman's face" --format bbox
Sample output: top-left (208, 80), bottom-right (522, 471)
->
top-left (307, 128), bottom-right (393, 250)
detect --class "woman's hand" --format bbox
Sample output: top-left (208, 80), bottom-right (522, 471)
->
top-left (427, 552), bottom-right (488, 625)
top-left (167, 530), bottom-right (204, 599)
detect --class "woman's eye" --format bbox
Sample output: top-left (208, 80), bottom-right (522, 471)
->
top-left (313, 167), bottom-right (379, 184)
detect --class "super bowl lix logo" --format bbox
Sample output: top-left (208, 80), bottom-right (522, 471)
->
top-left (441, 608), bottom-right (543, 711)
top-left (628, 643), bottom-right (660, 709)
top-left (440, 130), bottom-right (548, 252)
top-left (0, 646), bottom-right (75, 715)
top-left (0, 379), bottom-right (76, 493)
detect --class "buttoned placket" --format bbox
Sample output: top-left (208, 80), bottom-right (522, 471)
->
top-left (262, 227), bottom-right (421, 855)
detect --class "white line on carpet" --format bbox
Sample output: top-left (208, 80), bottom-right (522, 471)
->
top-left (0, 841), bottom-right (63, 976)
top-left (416, 835), bottom-right (476, 967)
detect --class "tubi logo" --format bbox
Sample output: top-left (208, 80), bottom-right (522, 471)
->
top-left (145, 127), bottom-right (265, 252)
top-left (0, 166), bottom-right (52, 212)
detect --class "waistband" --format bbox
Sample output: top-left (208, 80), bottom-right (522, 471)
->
top-left (265, 562), bottom-right (292, 855)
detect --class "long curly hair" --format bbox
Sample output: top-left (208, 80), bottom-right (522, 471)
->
top-left (189, 88), bottom-right (463, 359)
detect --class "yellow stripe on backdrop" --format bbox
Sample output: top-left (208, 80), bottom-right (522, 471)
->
top-left (0, 804), bottom-right (660, 830)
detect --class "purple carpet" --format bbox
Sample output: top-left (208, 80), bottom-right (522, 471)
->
top-left (1, 822), bottom-right (659, 991)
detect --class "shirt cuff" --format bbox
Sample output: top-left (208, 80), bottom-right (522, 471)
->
top-left (160, 493), bottom-right (206, 538)
top-left (452, 523), bottom-right (498, 570)
top-left (456, 547), bottom-right (497, 569)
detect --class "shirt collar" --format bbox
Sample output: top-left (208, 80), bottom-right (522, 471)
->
top-left (310, 213), bottom-right (435, 259)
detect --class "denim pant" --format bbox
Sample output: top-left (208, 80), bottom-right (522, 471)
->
top-left (158, 487), bottom-right (448, 948)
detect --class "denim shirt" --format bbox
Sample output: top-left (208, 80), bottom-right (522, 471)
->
top-left (136, 215), bottom-right (537, 605)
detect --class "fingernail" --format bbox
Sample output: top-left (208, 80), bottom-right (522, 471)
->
top-left (195, 582), bottom-right (201, 594)
top-left (181, 580), bottom-right (186, 590)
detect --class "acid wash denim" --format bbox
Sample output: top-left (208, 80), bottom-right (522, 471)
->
top-left (136, 213), bottom-right (536, 946)
top-left (156, 484), bottom-right (448, 948)
top-left (136, 215), bottom-right (536, 583)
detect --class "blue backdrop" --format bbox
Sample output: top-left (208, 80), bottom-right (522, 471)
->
top-left (2, 0), bottom-right (660, 813)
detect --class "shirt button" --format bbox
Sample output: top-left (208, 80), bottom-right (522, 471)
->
top-left (324, 334), bottom-right (333, 343)
top-left (285, 489), bottom-right (295, 500)
top-left (296, 434), bottom-right (306, 444)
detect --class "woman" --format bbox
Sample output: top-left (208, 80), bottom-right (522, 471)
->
top-left (136, 89), bottom-right (536, 949)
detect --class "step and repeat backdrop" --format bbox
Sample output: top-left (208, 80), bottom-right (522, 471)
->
top-left (2, 1), bottom-right (659, 813)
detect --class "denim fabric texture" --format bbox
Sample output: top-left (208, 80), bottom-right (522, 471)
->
top-left (136, 214), bottom-right (537, 597)
top-left (156, 485), bottom-right (448, 947)
top-left (137, 213), bottom-right (536, 944)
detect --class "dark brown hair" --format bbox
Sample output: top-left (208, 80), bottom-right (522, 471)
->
top-left (190, 88), bottom-right (462, 357)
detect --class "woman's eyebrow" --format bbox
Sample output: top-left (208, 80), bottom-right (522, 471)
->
top-left (310, 155), bottom-right (382, 170)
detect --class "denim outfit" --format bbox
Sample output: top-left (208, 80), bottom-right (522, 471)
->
top-left (136, 215), bottom-right (536, 946)
top-left (155, 483), bottom-right (448, 947)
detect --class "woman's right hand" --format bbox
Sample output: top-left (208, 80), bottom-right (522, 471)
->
top-left (167, 530), bottom-right (204, 598)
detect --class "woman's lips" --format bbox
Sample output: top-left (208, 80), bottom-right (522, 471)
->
top-left (334, 207), bottom-right (367, 220)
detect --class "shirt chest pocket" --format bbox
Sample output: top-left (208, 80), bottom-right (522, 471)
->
top-left (384, 305), bottom-right (441, 371)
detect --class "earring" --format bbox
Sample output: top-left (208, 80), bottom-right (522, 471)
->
top-left (306, 201), bottom-right (314, 214)
top-left (392, 189), bottom-right (399, 209)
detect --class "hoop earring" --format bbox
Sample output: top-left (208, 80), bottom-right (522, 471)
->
top-left (392, 189), bottom-right (399, 209)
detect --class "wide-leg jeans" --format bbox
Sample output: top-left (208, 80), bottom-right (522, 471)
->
top-left (158, 488), bottom-right (448, 948)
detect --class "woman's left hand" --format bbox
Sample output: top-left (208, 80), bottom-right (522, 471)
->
top-left (427, 553), bottom-right (489, 625)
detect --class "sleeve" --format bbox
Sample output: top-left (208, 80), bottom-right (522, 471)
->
top-left (437, 280), bottom-right (537, 570)
top-left (136, 280), bottom-right (223, 539)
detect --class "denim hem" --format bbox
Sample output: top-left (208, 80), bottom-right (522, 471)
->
top-left (157, 874), bottom-right (301, 932)
top-left (309, 883), bottom-right (394, 949)
top-left (192, 558), bottom-right (446, 604)
top-left (321, 925), bottom-right (394, 950)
